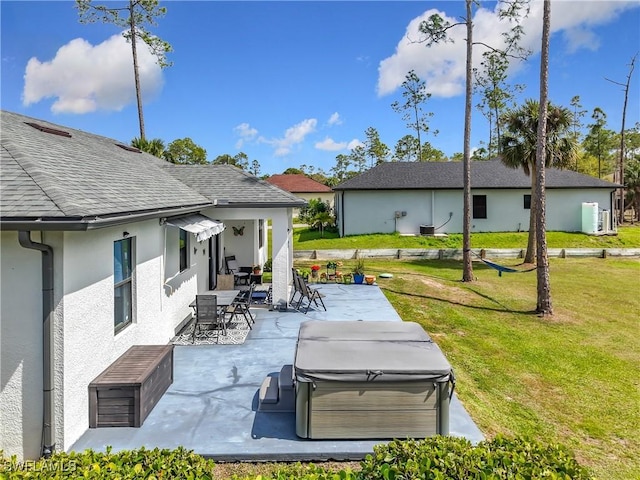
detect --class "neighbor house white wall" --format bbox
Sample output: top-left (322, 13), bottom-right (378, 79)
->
top-left (546, 189), bottom-right (613, 231)
top-left (293, 192), bottom-right (333, 217)
top-left (340, 188), bottom-right (615, 235)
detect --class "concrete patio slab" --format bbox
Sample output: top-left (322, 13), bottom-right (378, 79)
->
top-left (70, 283), bottom-right (484, 461)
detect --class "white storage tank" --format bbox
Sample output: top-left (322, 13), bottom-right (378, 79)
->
top-left (581, 202), bottom-right (598, 234)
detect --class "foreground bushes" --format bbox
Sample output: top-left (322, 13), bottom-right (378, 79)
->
top-left (0, 436), bottom-right (591, 479)
top-left (358, 436), bottom-right (592, 480)
top-left (0, 446), bottom-right (217, 479)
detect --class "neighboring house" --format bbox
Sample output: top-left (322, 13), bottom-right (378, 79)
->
top-left (333, 160), bottom-right (619, 236)
top-left (0, 110), bottom-right (304, 460)
top-left (265, 174), bottom-right (333, 215)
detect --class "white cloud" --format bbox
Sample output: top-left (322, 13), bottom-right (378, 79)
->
top-left (262, 118), bottom-right (317, 156)
top-left (22, 33), bottom-right (163, 114)
top-left (233, 122), bottom-right (258, 148)
top-left (315, 136), bottom-right (347, 151)
top-left (377, 1), bottom-right (638, 98)
top-left (347, 139), bottom-right (363, 150)
top-left (327, 112), bottom-right (342, 126)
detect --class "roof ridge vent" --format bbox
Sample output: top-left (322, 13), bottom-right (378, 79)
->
top-left (25, 122), bottom-right (72, 138)
top-left (116, 143), bottom-right (142, 153)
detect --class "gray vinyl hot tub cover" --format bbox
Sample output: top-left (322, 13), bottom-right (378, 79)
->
top-left (294, 321), bottom-right (453, 383)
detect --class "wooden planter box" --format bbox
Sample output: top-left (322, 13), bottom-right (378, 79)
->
top-left (89, 345), bottom-right (174, 428)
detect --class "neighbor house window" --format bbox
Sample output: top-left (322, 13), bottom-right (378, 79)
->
top-left (473, 195), bottom-right (487, 219)
top-left (114, 238), bottom-right (133, 332)
top-left (179, 229), bottom-right (188, 272)
top-left (523, 194), bottom-right (531, 209)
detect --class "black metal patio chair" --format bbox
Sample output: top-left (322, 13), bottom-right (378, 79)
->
top-left (192, 294), bottom-right (226, 342)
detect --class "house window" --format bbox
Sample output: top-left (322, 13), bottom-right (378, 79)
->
top-left (179, 229), bottom-right (188, 272)
top-left (259, 220), bottom-right (264, 248)
top-left (473, 195), bottom-right (487, 219)
top-left (114, 238), bottom-right (133, 332)
top-left (523, 194), bottom-right (531, 210)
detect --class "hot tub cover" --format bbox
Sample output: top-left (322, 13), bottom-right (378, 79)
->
top-left (294, 321), bottom-right (453, 383)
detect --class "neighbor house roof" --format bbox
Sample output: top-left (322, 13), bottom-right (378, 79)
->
top-left (162, 165), bottom-right (306, 208)
top-left (0, 110), bottom-right (304, 230)
top-left (266, 174), bottom-right (332, 193)
top-left (333, 160), bottom-right (620, 191)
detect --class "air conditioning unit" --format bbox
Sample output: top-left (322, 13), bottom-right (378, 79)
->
top-left (601, 209), bottom-right (610, 234)
top-left (420, 225), bottom-right (435, 235)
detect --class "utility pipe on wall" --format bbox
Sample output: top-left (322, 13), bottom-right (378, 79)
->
top-left (18, 231), bottom-right (55, 458)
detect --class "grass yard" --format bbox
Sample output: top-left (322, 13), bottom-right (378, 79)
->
top-left (219, 256), bottom-right (638, 479)
top-left (290, 224), bottom-right (640, 250)
top-left (362, 257), bottom-right (639, 480)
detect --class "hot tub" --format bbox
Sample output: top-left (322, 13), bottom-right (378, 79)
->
top-left (294, 321), bottom-right (454, 439)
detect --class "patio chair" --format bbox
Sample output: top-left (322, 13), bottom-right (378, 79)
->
top-left (290, 268), bottom-right (304, 305)
top-left (225, 255), bottom-right (249, 286)
top-left (293, 271), bottom-right (326, 314)
top-left (192, 294), bottom-right (226, 342)
top-left (226, 283), bottom-right (256, 329)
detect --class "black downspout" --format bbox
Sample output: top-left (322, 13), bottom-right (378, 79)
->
top-left (18, 231), bottom-right (55, 458)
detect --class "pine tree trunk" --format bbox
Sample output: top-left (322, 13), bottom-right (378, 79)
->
top-left (129, 1), bottom-right (146, 141)
top-left (462, 0), bottom-right (474, 282)
top-left (535, 0), bottom-right (552, 316)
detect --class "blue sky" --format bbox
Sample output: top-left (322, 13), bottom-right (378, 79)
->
top-left (2, 1), bottom-right (639, 176)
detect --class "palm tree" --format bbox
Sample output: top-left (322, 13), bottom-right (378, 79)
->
top-left (131, 137), bottom-right (166, 158)
top-left (500, 99), bottom-right (577, 263)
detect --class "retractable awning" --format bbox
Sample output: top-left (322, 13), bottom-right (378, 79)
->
top-left (165, 214), bottom-right (225, 242)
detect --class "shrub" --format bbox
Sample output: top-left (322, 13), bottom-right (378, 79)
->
top-left (359, 435), bottom-right (592, 480)
top-left (263, 257), bottom-right (272, 272)
top-left (0, 446), bottom-right (216, 479)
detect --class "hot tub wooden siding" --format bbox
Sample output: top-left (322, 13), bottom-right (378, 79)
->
top-left (302, 381), bottom-right (439, 439)
top-left (89, 345), bottom-right (174, 428)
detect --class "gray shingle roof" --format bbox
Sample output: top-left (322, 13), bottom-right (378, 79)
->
top-left (333, 160), bottom-right (620, 190)
top-left (1, 110), bottom-right (304, 227)
top-left (162, 164), bottom-right (306, 207)
top-left (1, 111), bottom-right (211, 221)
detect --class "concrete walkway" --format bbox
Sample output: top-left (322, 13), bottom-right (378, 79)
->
top-left (70, 284), bottom-right (484, 461)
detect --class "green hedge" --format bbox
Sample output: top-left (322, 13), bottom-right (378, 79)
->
top-left (358, 436), bottom-right (592, 480)
top-left (0, 446), bottom-right (216, 479)
top-left (1, 436), bottom-right (591, 479)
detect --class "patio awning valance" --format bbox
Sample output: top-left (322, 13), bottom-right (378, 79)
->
top-left (165, 214), bottom-right (225, 242)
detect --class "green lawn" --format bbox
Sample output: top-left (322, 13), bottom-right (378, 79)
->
top-left (278, 227), bottom-right (640, 479)
top-left (354, 257), bottom-right (639, 480)
top-left (224, 256), bottom-right (639, 479)
top-left (290, 225), bottom-right (640, 250)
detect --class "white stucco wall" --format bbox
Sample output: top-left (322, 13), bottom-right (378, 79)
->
top-left (210, 207), bottom-right (293, 307)
top-left (340, 188), bottom-right (615, 235)
top-left (1, 231), bottom-right (64, 460)
top-left (0, 219), bottom-right (208, 459)
top-left (61, 220), bottom-right (200, 449)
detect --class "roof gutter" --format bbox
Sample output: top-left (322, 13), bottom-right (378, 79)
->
top-left (1, 204), bottom-right (212, 232)
top-left (18, 231), bottom-right (55, 458)
top-left (210, 202), bottom-right (306, 209)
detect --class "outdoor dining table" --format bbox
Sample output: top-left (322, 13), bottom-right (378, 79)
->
top-left (189, 289), bottom-right (241, 312)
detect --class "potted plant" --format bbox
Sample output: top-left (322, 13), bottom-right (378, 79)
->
top-left (352, 257), bottom-right (365, 284)
top-left (298, 268), bottom-right (311, 281)
top-left (310, 264), bottom-right (321, 280)
top-left (252, 265), bottom-right (262, 275)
